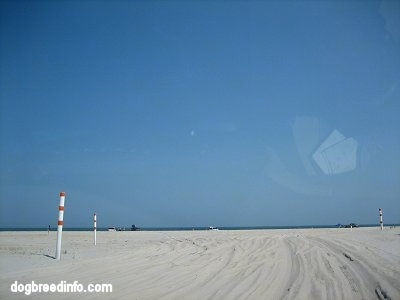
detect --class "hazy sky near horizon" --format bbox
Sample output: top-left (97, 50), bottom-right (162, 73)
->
top-left (1, 0), bottom-right (399, 228)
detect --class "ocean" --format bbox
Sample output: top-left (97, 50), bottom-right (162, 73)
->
top-left (1, 224), bottom-right (396, 232)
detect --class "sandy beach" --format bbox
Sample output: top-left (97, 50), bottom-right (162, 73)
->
top-left (1, 227), bottom-right (399, 299)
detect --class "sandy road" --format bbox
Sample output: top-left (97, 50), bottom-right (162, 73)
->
top-left (1, 228), bottom-right (399, 299)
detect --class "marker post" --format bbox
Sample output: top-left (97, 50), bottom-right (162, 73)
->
top-left (94, 213), bottom-right (97, 246)
top-left (55, 192), bottom-right (66, 260)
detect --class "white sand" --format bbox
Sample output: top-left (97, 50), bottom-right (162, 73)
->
top-left (1, 227), bottom-right (399, 299)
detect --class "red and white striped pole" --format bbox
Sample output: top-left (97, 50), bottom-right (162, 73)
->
top-left (55, 192), bottom-right (66, 260)
top-left (94, 213), bottom-right (97, 246)
top-left (379, 208), bottom-right (383, 231)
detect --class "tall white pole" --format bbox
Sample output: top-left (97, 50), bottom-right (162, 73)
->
top-left (379, 208), bottom-right (383, 231)
top-left (55, 192), bottom-right (66, 260)
top-left (94, 213), bottom-right (97, 246)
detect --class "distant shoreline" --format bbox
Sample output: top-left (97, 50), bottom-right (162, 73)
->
top-left (1, 224), bottom-right (398, 232)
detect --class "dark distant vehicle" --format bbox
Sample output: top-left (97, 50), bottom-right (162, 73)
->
top-left (108, 225), bottom-right (140, 231)
top-left (337, 223), bottom-right (359, 228)
top-left (131, 224), bottom-right (140, 231)
top-left (344, 223), bottom-right (359, 228)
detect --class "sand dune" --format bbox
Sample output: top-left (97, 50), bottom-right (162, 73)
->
top-left (1, 227), bottom-right (399, 299)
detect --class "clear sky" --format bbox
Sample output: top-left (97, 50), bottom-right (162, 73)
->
top-left (1, 0), bottom-right (399, 228)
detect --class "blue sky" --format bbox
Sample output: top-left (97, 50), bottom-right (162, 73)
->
top-left (1, 0), bottom-right (399, 228)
